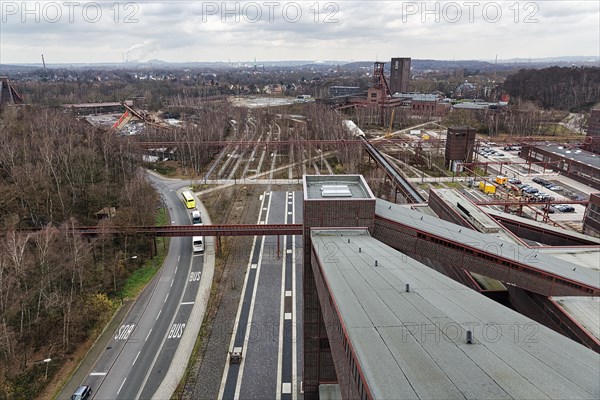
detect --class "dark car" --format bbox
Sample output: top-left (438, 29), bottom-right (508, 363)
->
top-left (71, 385), bottom-right (92, 400)
top-left (524, 187), bottom-right (539, 194)
top-left (558, 205), bottom-right (575, 213)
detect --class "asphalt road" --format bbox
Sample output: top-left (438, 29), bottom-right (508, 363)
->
top-left (219, 189), bottom-right (303, 400)
top-left (60, 173), bottom-right (211, 400)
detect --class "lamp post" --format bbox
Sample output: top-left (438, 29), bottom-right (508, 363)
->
top-left (43, 358), bottom-right (51, 380)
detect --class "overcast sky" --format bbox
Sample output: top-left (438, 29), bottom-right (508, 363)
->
top-left (0, 1), bottom-right (598, 64)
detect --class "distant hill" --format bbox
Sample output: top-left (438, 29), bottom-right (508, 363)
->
top-left (1, 56), bottom-right (598, 74)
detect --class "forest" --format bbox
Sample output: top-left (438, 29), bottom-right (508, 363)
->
top-left (502, 66), bottom-right (600, 110)
top-left (0, 106), bottom-right (157, 398)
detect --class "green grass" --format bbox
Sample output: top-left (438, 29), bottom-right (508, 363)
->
top-left (444, 182), bottom-right (463, 189)
top-left (121, 208), bottom-right (170, 300)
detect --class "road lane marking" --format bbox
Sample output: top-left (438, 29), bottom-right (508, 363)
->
top-left (117, 378), bottom-right (127, 395)
top-left (135, 228), bottom-right (198, 399)
top-left (89, 372), bottom-right (107, 376)
top-left (164, 293), bottom-right (169, 303)
top-left (276, 213), bottom-right (288, 400)
top-left (218, 190), bottom-right (269, 400)
top-left (132, 351), bottom-right (141, 366)
top-left (145, 329), bottom-right (152, 342)
top-left (233, 190), bottom-right (272, 399)
top-left (156, 309), bottom-right (161, 320)
top-left (285, 290), bottom-right (292, 297)
top-left (282, 383), bottom-right (292, 394)
top-left (291, 192), bottom-right (298, 400)
top-left (171, 279), bottom-right (174, 288)
top-left (181, 302), bottom-right (194, 305)
top-left (251, 263), bottom-right (257, 269)
top-left (285, 313), bottom-right (292, 320)
top-left (178, 255), bottom-right (181, 262)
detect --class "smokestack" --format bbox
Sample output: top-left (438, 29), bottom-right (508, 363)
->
top-left (41, 54), bottom-right (46, 70)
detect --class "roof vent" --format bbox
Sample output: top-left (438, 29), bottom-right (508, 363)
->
top-left (405, 283), bottom-right (410, 292)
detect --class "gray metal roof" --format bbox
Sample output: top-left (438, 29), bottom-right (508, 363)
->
top-left (553, 297), bottom-right (600, 340)
top-left (304, 175), bottom-right (374, 200)
top-left (432, 189), bottom-right (524, 243)
top-left (311, 229), bottom-right (600, 400)
top-left (485, 208), bottom-right (600, 245)
top-left (376, 199), bottom-right (600, 289)
top-left (534, 144), bottom-right (600, 168)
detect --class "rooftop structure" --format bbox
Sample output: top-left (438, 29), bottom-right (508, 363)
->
top-left (311, 228), bottom-right (600, 399)
top-left (375, 200), bottom-right (600, 296)
top-left (304, 175), bottom-right (373, 200)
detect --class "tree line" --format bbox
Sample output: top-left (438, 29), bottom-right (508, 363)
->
top-left (0, 106), bottom-right (157, 398)
top-left (502, 66), bottom-right (600, 110)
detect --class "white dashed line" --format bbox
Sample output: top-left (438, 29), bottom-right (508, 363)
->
top-left (164, 293), bottom-right (169, 303)
top-left (132, 351), bottom-right (141, 366)
top-left (145, 329), bottom-right (153, 341)
top-left (156, 310), bottom-right (162, 320)
top-left (181, 302), bottom-right (195, 305)
top-left (282, 382), bottom-right (292, 394)
top-left (285, 312), bottom-right (292, 320)
top-left (89, 372), bottom-right (107, 376)
top-left (285, 290), bottom-right (292, 297)
top-left (117, 378), bottom-right (127, 395)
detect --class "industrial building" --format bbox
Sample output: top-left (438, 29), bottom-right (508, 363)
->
top-left (329, 86), bottom-right (362, 98)
top-left (444, 126), bottom-right (477, 169)
top-left (583, 192), bottom-right (600, 237)
top-left (584, 109), bottom-right (600, 154)
top-left (302, 175), bottom-right (599, 399)
top-left (520, 144), bottom-right (600, 190)
top-left (389, 57), bottom-right (411, 94)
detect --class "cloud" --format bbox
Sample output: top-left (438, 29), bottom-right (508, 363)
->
top-left (0, 0), bottom-right (598, 63)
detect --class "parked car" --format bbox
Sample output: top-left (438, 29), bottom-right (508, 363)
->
top-left (524, 187), bottom-right (539, 194)
top-left (557, 205), bottom-right (575, 213)
top-left (548, 185), bottom-right (562, 191)
top-left (508, 178), bottom-right (522, 184)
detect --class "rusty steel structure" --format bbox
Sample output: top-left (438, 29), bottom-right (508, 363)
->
top-left (15, 224), bottom-right (303, 237)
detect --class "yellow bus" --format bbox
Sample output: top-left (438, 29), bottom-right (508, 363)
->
top-left (182, 191), bottom-right (196, 209)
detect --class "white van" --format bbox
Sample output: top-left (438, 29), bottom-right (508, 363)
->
top-left (192, 236), bottom-right (204, 254)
